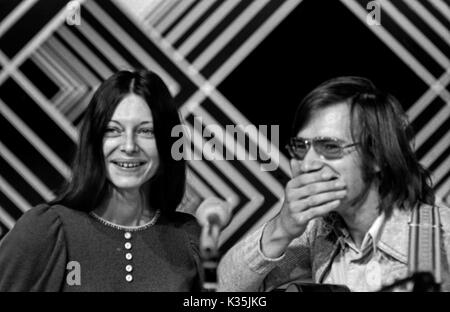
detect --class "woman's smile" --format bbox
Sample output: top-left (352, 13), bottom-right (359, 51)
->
top-left (111, 160), bottom-right (147, 169)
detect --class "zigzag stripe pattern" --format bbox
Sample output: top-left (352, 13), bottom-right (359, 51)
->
top-left (341, 0), bottom-right (450, 208)
top-left (0, 0), bottom-right (448, 249)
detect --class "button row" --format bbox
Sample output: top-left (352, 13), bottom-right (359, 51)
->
top-left (124, 232), bottom-right (133, 283)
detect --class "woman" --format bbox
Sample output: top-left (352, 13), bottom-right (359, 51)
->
top-left (0, 69), bottom-right (202, 291)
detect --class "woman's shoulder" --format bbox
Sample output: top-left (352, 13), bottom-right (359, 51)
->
top-left (13, 204), bottom-right (63, 235)
top-left (18, 203), bottom-right (86, 225)
top-left (1, 204), bottom-right (66, 254)
top-left (8, 204), bottom-right (89, 242)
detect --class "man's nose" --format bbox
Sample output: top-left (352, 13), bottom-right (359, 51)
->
top-left (300, 145), bottom-right (323, 173)
top-left (121, 132), bottom-right (138, 154)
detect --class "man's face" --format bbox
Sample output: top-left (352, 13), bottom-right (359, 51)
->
top-left (295, 102), bottom-right (370, 213)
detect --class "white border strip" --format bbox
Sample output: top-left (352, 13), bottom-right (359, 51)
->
top-left (209, 0), bottom-right (302, 87)
top-left (431, 154), bottom-right (450, 185)
top-left (178, 0), bottom-right (241, 57)
top-left (186, 168), bottom-right (218, 199)
top-left (77, 19), bottom-right (132, 71)
top-left (32, 49), bottom-right (82, 112)
top-left (436, 178), bottom-right (450, 205)
top-left (86, 0), bottom-right (180, 96)
top-left (192, 0), bottom-right (270, 70)
top-left (340, 0), bottom-right (435, 86)
top-left (414, 103), bottom-right (450, 149)
top-left (420, 130), bottom-right (450, 168)
top-left (146, 0), bottom-right (178, 25)
top-left (0, 175), bottom-right (32, 213)
top-left (405, 0), bottom-right (450, 47)
top-left (6, 60), bottom-right (79, 142)
top-left (0, 205), bottom-right (15, 230)
top-left (195, 105), bottom-right (285, 196)
top-left (155, 0), bottom-right (195, 34)
top-left (57, 26), bottom-right (113, 79)
top-left (46, 37), bottom-right (101, 88)
top-left (188, 156), bottom-right (239, 208)
top-left (0, 0), bottom-right (39, 38)
top-left (0, 99), bottom-right (71, 179)
top-left (382, 0), bottom-right (450, 69)
top-left (0, 141), bottom-right (54, 201)
top-left (0, 0), bottom-right (87, 82)
top-left (429, 0), bottom-right (450, 21)
top-left (165, 0), bottom-right (217, 45)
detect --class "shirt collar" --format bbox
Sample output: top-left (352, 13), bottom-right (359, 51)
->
top-left (323, 208), bottom-right (409, 263)
top-left (361, 211), bottom-right (385, 252)
top-left (377, 208), bottom-right (410, 263)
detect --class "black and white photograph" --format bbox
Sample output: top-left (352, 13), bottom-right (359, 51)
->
top-left (0, 0), bottom-right (449, 296)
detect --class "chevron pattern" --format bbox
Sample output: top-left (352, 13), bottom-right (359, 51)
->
top-left (0, 0), bottom-right (449, 253)
top-left (341, 0), bottom-right (450, 208)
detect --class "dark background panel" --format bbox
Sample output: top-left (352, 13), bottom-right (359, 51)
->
top-left (218, 0), bottom-right (429, 150)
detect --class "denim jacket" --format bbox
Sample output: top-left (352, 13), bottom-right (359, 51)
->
top-left (217, 204), bottom-right (450, 292)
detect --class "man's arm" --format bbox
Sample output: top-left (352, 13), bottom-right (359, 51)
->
top-left (218, 160), bottom-right (346, 291)
top-left (217, 218), bottom-right (317, 292)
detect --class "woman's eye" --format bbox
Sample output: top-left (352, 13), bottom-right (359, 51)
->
top-left (105, 127), bottom-right (121, 135)
top-left (138, 128), bottom-right (154, 136)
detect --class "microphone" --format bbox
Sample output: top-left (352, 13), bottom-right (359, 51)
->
top-left (196, 197), bottom-right (231, 259)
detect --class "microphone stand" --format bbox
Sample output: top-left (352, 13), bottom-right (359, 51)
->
top-left (195, 197), bottom-right (231, 292)
top-left (200, 223), bottom-right (221, 292)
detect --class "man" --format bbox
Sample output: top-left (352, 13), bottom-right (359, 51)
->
top-left (218, 76), bottom-right (450, 292)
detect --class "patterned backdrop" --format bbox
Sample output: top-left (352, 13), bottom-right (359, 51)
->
top-left (0, 0), bottom-right (449, 252)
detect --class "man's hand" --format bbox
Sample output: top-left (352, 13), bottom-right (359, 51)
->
top-left (261, 160), bottom-right (347, 258)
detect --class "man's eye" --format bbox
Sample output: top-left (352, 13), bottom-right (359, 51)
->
top-left (322, 142), bottom-right (341, 150)
top-left (296, 143), bottom-right (308, 148)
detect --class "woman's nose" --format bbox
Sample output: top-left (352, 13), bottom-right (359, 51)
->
top-left (120, 132), bottom-right (138, 154)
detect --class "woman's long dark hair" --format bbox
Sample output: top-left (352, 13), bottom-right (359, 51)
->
top-left (50, 69), bottom-right (186, 216)
top-left (292, 76), bottom-right (434, 216)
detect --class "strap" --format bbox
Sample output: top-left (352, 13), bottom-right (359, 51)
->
top-left (408, 204), bottom-right (442, 284)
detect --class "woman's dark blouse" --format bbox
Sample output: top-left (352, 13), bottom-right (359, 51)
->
top-left (0, 204), bottom-right (202, 291)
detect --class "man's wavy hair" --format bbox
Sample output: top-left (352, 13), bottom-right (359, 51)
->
top-left (291, 76), bottom-right (434, 216)
top-left (50, 69), bottom-right (186, 216)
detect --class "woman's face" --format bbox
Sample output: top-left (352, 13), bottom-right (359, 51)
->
top-left (103, 94), bottom-right (160, 192)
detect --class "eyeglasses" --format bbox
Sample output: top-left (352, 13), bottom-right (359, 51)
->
top-left (286, 137), bottom-right (359, 160)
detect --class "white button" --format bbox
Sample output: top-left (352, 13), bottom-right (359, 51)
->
top-left (124, 232), bottom-right (132, 239)
top-left (125, 274), bottom-right (133, 282)
top-left (124, 242), bottom-right (132, 250)
top-left (125, 253), bottom-right (133, 260)
top-left (126, 264), bottom-right (133, 272)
